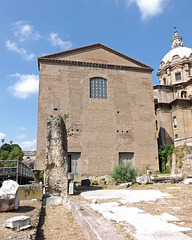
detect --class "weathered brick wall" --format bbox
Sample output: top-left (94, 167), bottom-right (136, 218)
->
top-left (36, 48), bottom-right (158, 175)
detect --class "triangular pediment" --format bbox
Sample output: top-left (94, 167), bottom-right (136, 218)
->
top-left (38, 43), bottom-right (152, 71)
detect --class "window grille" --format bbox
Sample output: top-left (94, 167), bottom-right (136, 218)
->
top-left (119, 153), bottom-right (134, 165)
top-left (90, 77), bottom-right (107, 99)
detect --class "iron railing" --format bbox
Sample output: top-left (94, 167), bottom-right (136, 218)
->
top-left (0, 160), bottom-right (34, 183)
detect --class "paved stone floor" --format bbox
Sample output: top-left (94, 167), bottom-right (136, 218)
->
top-left (81, 187), bottom-right (192, 240)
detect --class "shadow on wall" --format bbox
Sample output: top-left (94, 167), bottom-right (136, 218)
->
top-left (158, 127), bottom-right (173, 146)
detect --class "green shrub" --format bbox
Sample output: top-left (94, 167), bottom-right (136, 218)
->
top-left (158, 144), bottom-right (174, 173)
top-left (40, 170), bottom-right (44, 183)
top-left (111, 162), bottom-right (138, 184)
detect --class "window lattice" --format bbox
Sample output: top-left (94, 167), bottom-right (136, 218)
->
top-left (90, 77), bottom-right (107, 99)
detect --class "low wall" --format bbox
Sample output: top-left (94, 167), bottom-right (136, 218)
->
top-left (174, 137), bottom-right (192, 147)
top-left (19, 184), bottom-right (43, 200)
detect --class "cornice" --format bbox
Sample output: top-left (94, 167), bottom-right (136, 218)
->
top-left (158, 58), bottom-right (192, 75)
top-left (155, 99), bottom-right (192, 111)
top-left (38, 58), bottom-right (153, 73)
top-left (153, 78), bottom-right (192, 91)
top-left (38, 43), bottom-right (153, 72)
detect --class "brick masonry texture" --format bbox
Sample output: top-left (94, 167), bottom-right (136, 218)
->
top-left (36, 44), bottom-right (159, 175)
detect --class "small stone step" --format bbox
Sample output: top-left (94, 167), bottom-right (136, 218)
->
top-left (5, 216), bottom-right (31, 229)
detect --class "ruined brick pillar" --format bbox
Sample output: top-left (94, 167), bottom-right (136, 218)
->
top-left (45, 115), bottom-right (68, 199)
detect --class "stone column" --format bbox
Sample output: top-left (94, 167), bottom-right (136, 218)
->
top-left (45, 115), bottom-right (68, 199)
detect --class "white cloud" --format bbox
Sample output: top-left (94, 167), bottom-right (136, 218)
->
top-left (13, 21), bottom-right (41, 42)
top-left (9, 73), bottom-right (39, 99)
top-left (18, 126), bottom-right (26, 130)
top-left (126, 0), bottom-right (169, 20)
top-left (0, 133), bottom-right (6, 139)
top-left (5, 40), bottom-right (35, 61)
top-left (17, 133), bottom-right (27, 140)
top-left (20, 139), bottom-right (37, 149)
top-left (48, 33), bottom-right (73, 50)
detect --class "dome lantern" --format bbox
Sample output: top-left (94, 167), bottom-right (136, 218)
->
top-left (160, 28), bottom-right (192, 65)
top-left (171, 27), bottom-right (184, 49)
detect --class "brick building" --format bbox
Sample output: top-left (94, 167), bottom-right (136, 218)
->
top-left (36, 43), bottom-right (158, 177)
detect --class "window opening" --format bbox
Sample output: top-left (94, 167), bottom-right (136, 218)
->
top-left (156, 120), bottom-right (158, 131)
top-left (119, 152), bottom-right (134, 165)
top-left (90, 77), bottom-right (107, 99)
top-left (181, 91), bottom-right (187, 99)
top-left (175, 73), bottom-right (181, 81)
top-left (173, 116), bottom-right (178, 129)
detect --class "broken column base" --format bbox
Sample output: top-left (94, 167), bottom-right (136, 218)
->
top-left (43, 194), bottom-right (67, 206)
top-left (5, 216), bottom-right (31, 229)
top-left (0, 180), bottom-right (20, 212)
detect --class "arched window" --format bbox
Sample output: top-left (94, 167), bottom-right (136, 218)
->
top-left (154, 98), bottom-right (158, 104)
top-left (90, 77), bottom-right (107, 99)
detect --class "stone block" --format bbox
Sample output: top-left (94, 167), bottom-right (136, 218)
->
top-left (68, 173), bottom-right (74, 180)
top-left (99, 179), bottom-right (106, 185)
top-left (119, 182), bottom-right (132, 188)
top-left (5, 216), bottom-right (31, 229)
top-left (43, 196), bottom-right (63, 206)
top-left (69, 181), bottom-right (74, 195)
top-left (0, 180), bottom-right (19, 212)
top-left (91, 180), bottom-right (98, 185)
top-left (136, 174), bottom-right (151, 184)
top-left (81, 179), bottom-right (91, 186)
top-left (19, 184), bottom-right (43, 200)
top-left (184, 178), bottom-right (192, 184)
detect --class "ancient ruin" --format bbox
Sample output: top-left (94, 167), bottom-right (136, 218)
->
top-left (0, 180), bottom-right (20, 212)
top-left (44, 115), bottom-right (68, 199)
top-left (36, 43), bottom-right (159, 176)
top-left (172, 143), bottom-right (192, 176)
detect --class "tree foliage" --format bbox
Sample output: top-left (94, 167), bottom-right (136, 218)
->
top-left (111, 162), bottom-right (138, 183)
top-left (40, 170), bottom-right (44, 183)
top-left (158, 144), bottom-right (174, 173)
top-left (0, 143), bottom-right (24, 161)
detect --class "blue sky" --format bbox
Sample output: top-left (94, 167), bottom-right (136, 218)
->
top-left (0, 0), bottom-right (191, 150)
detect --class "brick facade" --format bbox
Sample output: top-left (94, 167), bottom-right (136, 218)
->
top-left (36, 44), bottom-right (158, 176)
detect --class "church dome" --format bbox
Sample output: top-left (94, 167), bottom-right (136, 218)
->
top-left (161, 29), bottom-right (192, 64)
top-left (162, 46), bottom-right (192, 64)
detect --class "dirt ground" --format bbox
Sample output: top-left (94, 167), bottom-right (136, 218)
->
top-left (0, 200), bottom-right (41, 240)
top-left (0, 182), bottom-right (192, 240)
top-left (36, 204), bottom-right (86, 240)
top-left (0, 200), bottom-right (86, 240)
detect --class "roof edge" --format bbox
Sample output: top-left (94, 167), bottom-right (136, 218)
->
top-left (38, 43), bottom-right (153, 70)
top-left (38, 58), bottom-right (153, 73)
